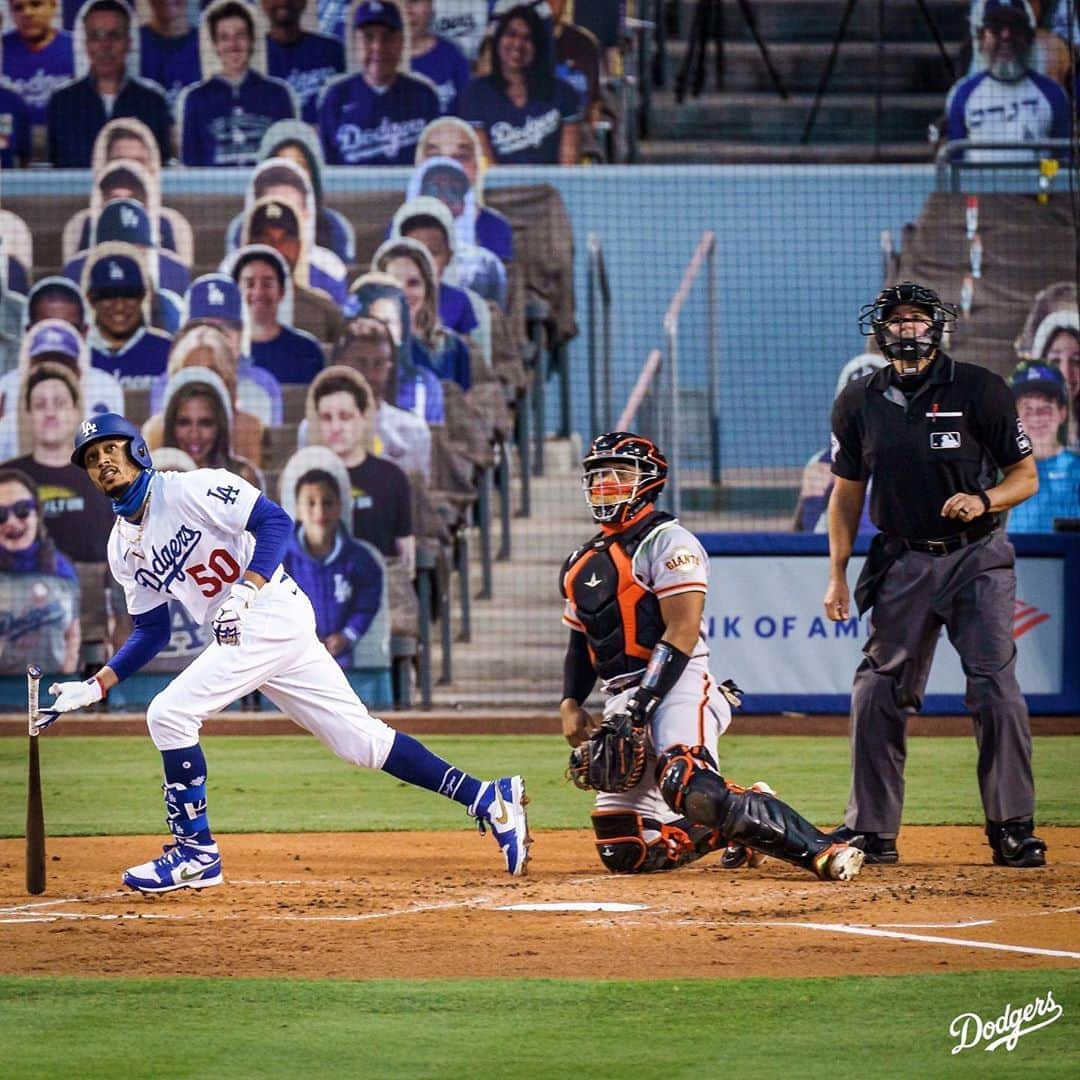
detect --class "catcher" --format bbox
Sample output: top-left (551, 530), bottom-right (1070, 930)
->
top-left (560, 431), bottom-right (864, 880)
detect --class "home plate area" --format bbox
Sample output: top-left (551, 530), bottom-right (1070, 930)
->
top-left (1, 827), bottom-right (1077, 980)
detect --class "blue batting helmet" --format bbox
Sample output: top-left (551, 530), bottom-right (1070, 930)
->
top-left (71, 413), bottom-right (153, 469)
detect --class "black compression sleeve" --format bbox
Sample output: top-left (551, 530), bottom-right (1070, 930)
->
top-left (562, 629), bottom-right (596, 703)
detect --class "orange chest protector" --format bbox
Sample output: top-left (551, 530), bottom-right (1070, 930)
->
top-left (561, 511), bottom-right (672, 680)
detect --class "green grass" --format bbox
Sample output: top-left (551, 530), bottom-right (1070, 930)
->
top-left (1, 735), bottom-right (1078, 837)
top-left (0, 971), bottom-right (1077, 1078)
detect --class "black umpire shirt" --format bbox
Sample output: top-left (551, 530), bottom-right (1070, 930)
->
top-left (830, 353), bottom-right (1032, 540)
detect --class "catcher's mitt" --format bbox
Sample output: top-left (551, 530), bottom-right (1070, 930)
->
top-left (567, 712), bottom-right (647, 793)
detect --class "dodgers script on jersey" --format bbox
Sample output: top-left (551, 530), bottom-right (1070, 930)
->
top-left (317, 72), bottom-right (440, 165)
top-left (1, 29), bottom-right (74, 124)
top-left (459, 75), bottom-right (581, 164)
top-left (108, 469), bottom-right (260, 624)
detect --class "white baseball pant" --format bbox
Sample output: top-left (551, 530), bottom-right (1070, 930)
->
top-left (145, 569), bottom-right (397, 767)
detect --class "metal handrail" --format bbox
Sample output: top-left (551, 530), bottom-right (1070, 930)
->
top-left (617, 348), bottom-right (662, 431)
top-left (663, 232), bottom-right (716, 328)
top-left (934, 139), bottom-right (1074, 192)
top-left (662, 231), bottom-right (719, 515)
top-left (587, 233), bottom-right (613, 438)
top-left (624, 14), bottom-right (656, 153)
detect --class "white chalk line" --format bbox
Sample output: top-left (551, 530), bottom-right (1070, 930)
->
top-left (0, 890), bottom-right (127, 914)
top-left (0, 893), bottom-right (491, 925)
top-left (767, 922), bottom-right (1080, 961)
top-left (857, 905), bottom-right (1080, 930)
top-left (873, 920), bottom-right (995, 929)
top-left (0, 879), bottom-right (368, 916)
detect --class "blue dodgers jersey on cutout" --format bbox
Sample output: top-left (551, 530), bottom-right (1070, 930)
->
top-left (412, 336), bottom-right (470, 391)
top-left (91, 328), bottom-right (172, 385)
top-left (309, 260), bottom-right (347, 305)
top-left (267, 32), bottom-right (345, 123)
top-left (283, 525), bottom-right (384, 667)
top-left (1006, 450), bottom-right (1080, 532)
top-left (139, 25), bottom-right (201, 113)
top-left (0, 82), bottom-right (30, 168)
top-left (1, 30), bottom-right (74, 125)
top-left (317, 72), bottom-right (441, 165)
top-left (318, 0), bottom-right (351, 41)
top-left (458, 74), bottom-right (582, 164)
top-left (396, 365), bottom-right (445, 424)
top-left (476, 207), bottom-right (513, 263)
top-left (180, 71), bottom-right (296, 166)
top-left (251, 325), bottom-right (325, 384)
top-left (410, 36), bottom-right (471, 114)
top-left (438, 282), bottom-right (478, 337)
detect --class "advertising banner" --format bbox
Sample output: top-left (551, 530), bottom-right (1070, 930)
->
top-left (698, 535), bottom-right (1078, 714)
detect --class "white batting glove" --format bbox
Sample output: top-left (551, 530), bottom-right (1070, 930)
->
top-left (37, 678), bottom-right (106, 731)
top-left (211, 581), bottom-right (259, 646)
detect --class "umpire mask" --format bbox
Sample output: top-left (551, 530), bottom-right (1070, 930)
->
top-left (860, 282), bottom-right (955, 381)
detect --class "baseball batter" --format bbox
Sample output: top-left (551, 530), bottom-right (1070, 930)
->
top-left (559, 432), bottom-right (864, 881)
top-left (36, 413), bottom-right (530, 892)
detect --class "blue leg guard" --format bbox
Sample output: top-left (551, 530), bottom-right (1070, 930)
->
top-left (163, 780), bottom-right (213, 844)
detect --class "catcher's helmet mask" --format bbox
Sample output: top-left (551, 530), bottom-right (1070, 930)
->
top-left (858, 282), bottom-right (957, 377)
top-left (71, 412), bottom-right (153, 471)
top-left (582, 431), bottom-right (668, 526)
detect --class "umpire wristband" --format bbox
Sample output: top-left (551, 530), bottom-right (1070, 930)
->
top-left (977, 490), bottom-right (992, 514)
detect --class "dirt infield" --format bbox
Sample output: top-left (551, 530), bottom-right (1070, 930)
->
top-left (2, 827), bottom-right (1077, 980)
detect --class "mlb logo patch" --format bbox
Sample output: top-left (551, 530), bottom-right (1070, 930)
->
top-left (1016, 417), bottom-right (1032, 454)
top-left (930, 431), bottom-right (961, 450)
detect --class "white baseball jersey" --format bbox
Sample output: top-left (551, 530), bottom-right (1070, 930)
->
top-left (108, 469), bottom-right (260, 624)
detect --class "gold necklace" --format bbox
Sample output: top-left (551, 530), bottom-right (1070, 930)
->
top-left (125, 485), bottom-right (153, 561)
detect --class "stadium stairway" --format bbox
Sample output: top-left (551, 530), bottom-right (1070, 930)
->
top-left (429, 435), bottom-right (586, 709)
top-left (424, 435), bottom-right (780, 710)
top-left (639, 0), bottom-right (969, 163)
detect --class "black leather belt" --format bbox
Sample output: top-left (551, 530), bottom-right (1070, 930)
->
top-left (900, 516), bottom-right (998, 555)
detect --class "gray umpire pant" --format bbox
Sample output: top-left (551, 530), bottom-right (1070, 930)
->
top-left (844, 530), bottom-right (1035, 835)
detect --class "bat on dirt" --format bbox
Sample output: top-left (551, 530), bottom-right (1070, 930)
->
top-left (26, 664), bottom-right (45, 896)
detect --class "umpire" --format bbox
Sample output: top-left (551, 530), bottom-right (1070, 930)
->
top-left (823, 282), bottom-right (1046, 868)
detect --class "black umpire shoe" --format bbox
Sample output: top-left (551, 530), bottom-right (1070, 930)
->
top-left (827, 826), bottom-right (900, 865)
top-left (986, 819), bottom-right (1047, 868)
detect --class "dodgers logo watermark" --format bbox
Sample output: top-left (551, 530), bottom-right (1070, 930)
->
top-left (949, 990), bottom-right (1062, 1053)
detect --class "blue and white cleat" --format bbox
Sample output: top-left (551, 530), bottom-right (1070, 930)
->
top-left (123, 841), bottom-right (223, 894)
top-left (470, 775), bottom-right (531, 876)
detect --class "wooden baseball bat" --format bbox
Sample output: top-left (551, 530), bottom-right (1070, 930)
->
top-left (26, 664), bottom-right (45, 896)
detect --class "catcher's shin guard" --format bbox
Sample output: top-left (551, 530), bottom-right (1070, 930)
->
top-left (591, 809), bottom-right (723, 873)
top-left (656, 745), bottom-right (840, 875)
